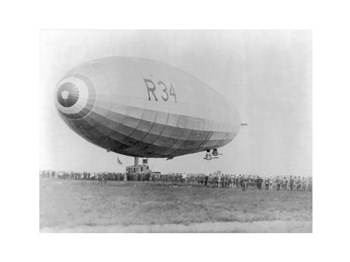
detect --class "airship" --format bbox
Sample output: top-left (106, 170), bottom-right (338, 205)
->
top-left (55, 56), bottom-right (240, 164)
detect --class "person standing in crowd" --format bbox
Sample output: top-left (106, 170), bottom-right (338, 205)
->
top-left (293, 176), bottom-right (297, 190)
top-left (226, 175), bottom-right (230, 188)
top-left (282, 176), bottom-right (288, 190)
top-left (204, 174), bottom-right (209, 187)
top-left (301, 177), bottom-right (307, 191)
top-left (269, 176), bottom-right (274, 191)
top-left (220, 175), bottom-right (224, 188)
top-left (207, 174), bottom-right (212, 187)
top-left (247, 175), bottom-right (252, 190)
top-left (307, 177), bottom-right (312, 191)
top-left (236, 175), bottom-right (240, 189)
top-left (211, 174), bottom-right (216, 187)
top-left (223, 175), bottom-right (227, 188)
top-left (264, 177), bottom-right (269, 190)
top-left (289, 176), bottom-right (293, 191)
top-left (256, 176), bottom-right (262, 189)
top-left (296, 176), bottom-right (301, 191)
top-left (232, 174), bottom-right (236, 188)
top-left (276, 176), bottom-right (281, 190)
top-left (241, 175), bottom-right (246, 191)
top-left (230, 175), bottom-right (235, 188)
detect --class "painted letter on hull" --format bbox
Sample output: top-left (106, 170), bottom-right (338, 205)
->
top-left (55, 57), bottom-right (240, 158)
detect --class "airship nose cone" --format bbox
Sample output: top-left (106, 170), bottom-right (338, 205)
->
top-left (55, 74), bottom-right (96, 120)
top-left (57, 82), bottom-right (79, 107)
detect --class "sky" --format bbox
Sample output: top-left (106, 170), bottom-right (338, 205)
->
top-left (40, 30), bottom-right (312, 177)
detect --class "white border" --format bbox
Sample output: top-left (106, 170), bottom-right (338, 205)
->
top-left (2, 1), bottom-right (350, 262)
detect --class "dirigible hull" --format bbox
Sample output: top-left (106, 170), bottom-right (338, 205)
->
top-left (55, 57), bottom-right (240, 158)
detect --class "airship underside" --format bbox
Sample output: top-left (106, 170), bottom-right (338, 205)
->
top-left (55, 57), bottom-right (240, 158)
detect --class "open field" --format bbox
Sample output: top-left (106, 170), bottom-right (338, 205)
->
top-left (40, 178), bottom-right (312, 233)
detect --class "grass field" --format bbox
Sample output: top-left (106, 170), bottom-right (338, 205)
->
top-left (40, 178), bottom-right (312, 233)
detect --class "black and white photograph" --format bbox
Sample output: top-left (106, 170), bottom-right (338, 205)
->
top-left (4, 1), bottom-right (350, 261)
top-left (40, 30), bottom-right (312, 233)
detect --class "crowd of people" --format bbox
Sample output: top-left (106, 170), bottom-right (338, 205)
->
top-left (40, 170), bottom-right (312, 191)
